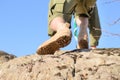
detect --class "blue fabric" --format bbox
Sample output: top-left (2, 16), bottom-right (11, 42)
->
top-left (73, 19), bottom-right (78, 41)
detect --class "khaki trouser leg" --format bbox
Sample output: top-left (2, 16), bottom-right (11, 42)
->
top-left (85, 0), bottom-right (96, 10)
top-left (48, 0), bottom-right (76, 36)
top-left (88, 6), bottom-right (102, 47)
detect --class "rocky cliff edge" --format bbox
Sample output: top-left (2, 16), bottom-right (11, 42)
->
top-left (0, 48), bottom-right (120, 80)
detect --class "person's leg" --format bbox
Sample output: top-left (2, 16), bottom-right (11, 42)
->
top-left (36, 0), bottom-right (76, 55)
top-left (88, 5), bottom-right (102, 49)
top-left (75, 15), bottom-right (89, 49)
top-left (36, 17), bottom-right (72, 55)
top-left (50, 17), bottom-right (69, 32)
top-left (74, 0), bottom-right (98, 49)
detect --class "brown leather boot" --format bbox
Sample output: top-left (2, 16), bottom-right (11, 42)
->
top-left (36, 23), bottom-right (72, 55)
top-left (77, 39), bottom-right (89, 49)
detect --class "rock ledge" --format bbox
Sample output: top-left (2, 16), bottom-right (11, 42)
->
top-left (0, 48), bottom-right (120, 80)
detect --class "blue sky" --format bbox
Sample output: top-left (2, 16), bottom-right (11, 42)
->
top-left (0, 0), bottom-right (120, 57)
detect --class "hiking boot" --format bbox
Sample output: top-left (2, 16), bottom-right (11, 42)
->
top-left (77, 39), bottom-right (88, 49)
top-left (36, 23), bottom-right (72, 55)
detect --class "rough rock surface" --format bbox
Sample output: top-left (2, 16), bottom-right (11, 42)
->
top-left (0, 48), bottom-right (120, 80)
top-left (0, 51), bottom-right (16, 64)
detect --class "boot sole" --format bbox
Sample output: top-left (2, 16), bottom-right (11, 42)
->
top-left (36, 34), bottom-right (71, 55)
